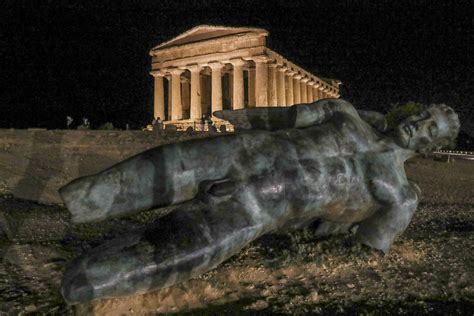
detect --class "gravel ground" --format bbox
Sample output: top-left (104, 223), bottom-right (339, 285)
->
top-left (0, 157), bottom-right (473, 315)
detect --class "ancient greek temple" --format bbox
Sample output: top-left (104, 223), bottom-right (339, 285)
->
top-left (150, 25), bottom-right (341, 130)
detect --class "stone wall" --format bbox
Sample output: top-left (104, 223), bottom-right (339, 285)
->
top-left (0, 129), bottom-right (215, 204)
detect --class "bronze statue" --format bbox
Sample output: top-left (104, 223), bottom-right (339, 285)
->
top-left (59, 99), bottom-right (460, 303)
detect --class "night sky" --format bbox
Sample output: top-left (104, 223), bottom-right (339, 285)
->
top-left (1, 0), bottom-right (472, 138)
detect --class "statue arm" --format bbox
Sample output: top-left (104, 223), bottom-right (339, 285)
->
top-left (213, 107), bottom-right (293, 131)
top-left (355, 185), bottom-right (419, 253)
top-left (213, 99), bottom-right (359, 130)
top-left (357, 110), bottom-right (388, 132)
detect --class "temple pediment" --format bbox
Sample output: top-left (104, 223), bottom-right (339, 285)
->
top-left (152, 25), bottom-right (268, 51)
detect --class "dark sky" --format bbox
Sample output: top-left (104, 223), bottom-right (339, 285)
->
top-left (1, 0), bottom-right (472, 134)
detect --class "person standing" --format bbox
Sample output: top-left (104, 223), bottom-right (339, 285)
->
top-left (208, 119), bottom-right (217, 133)
top-left (157, 117), bottom-right (163, 130)
top-left (66, 116), bottom-right (73, 129)
top-left (200, 115), bottom-right (206, 132)
top-left (206, 116), bottom-right (214, 132)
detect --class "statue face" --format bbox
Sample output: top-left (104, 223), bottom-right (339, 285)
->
top-left (395, 107), bottom-right (453, 151)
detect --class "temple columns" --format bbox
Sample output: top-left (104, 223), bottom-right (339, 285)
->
top-left (166, 76), bottom-right (172, 120)
top-left (230, 58), bottom-right (246, 110)
top-left (188, 65), bottom-right (202, 119)
top-left (209, 62), bottom-right (224, 114)
top-left (268, 64), bottom-right (278, 106)
top-left (323, 87), bottom-right (331, 99)
top-left (293, 74), bottom-right (302, 104)
top-left (248, 68), bottom-right (256, 107)
top-left (181, 77), bottom-right (190, 118)
top-left (150, 55), bottom-right (340, 128)
top-left (150, 70), bottom-right (165, 120)
top-left (169, 69), bottom-right (184, 120)
top-left (312, 82), bottom-right (320, 101)
top-left (300, 77), bottom-right (309, 103)
top-left (318, 84), bottom-right (325, 100)
top-left (285, 71), bottom-right (295, 105)
top-left (307, 80), bottom-right (314, 102)
top-left (254, 57), bottom-right (268, 107)
top-left (277, 66), bottom-right (287, 106)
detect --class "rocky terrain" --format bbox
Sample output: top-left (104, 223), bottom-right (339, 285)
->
top-left (0, 130), bottom-right (473, 315)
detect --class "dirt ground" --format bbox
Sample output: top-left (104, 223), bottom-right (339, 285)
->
top-left (0, 131), bottom-right (473, 315)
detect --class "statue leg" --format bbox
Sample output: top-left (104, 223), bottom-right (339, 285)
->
top-left (61, 175), bottom-right (289, 303)
top-left (61, 200), bottom-right (265, 303)
top-left (59, 135), bottom-right (240, 223)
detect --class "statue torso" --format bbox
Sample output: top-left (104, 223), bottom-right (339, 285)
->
top-left (230, 113), bottom-right (413, 226)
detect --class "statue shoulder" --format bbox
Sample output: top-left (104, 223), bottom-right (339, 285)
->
top-left (363, 154), bottom-right (418, 205)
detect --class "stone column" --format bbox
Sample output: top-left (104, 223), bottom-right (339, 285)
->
top-left (254, 57), bottom-right (269, 107)
top-left (326, 87), bottom-right (332, 98)
top-left (167, 76), bottom-right (172, 120)
top-left (285, 71), bottom-right (296, 105)
top-left (230, 58), bottom-right (246, 110)
top-left (181, 77), bottom-right (190, 119)
top-left (293, 74), bottom-right (302, 104)
top-left (200, 75), bottom-right (211, 115)
top-left (324, 86), bottom-right (331, 99)
top-left (247, 68), bottom-right (256, 107)
top-left (150, 70), bottom-right (165, 121)
top-left (328, 88), bottom-right (335, 98)
top-left (277, 66), bottom-right (287, 106)
top-left (268, 64), bottom-right (278, 106)
top-left (188, 65), bottom-right (202, 120)
top-left (318, 84), bottom-right (325, 100)
top-left (228, 72), bottom-right (233, 101)
top-left (313, 81), bottom-right (321, 101)
top-left (169, 68), bottom-right (184, 120)
top-left (307, 80), bottom-right (314, 102)
top-left (209, 62), bottom-right (224, 114)
top-left (300, 77), bottom-right (309, 103)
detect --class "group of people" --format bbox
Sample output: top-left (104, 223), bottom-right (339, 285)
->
top-left (66, 116), bottom-right (90, 129)
top-left (151, 115), bottom-right (217, 132)
top-left (151, 117), bottom-right (163, 130)
top-left (200, 114), bottom-right (217, 132)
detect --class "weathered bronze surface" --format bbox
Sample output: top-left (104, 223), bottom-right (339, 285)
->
top-left (59, 99), bottom-right (460, 303)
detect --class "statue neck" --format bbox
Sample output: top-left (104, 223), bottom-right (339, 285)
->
top-left (383, 131), bottom-right (418, 162)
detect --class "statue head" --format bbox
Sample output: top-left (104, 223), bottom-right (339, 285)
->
top-left (395, 104), bottom-right (460, 153)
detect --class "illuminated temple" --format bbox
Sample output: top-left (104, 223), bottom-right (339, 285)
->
top-left (149, 25), bottom-right (341, 130)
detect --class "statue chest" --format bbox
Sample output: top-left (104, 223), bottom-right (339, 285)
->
top-left (285, 154), bottom-right (387, 223)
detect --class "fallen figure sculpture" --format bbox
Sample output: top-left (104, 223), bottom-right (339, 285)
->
top-left (59, 98), bottom-right (460, 303)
